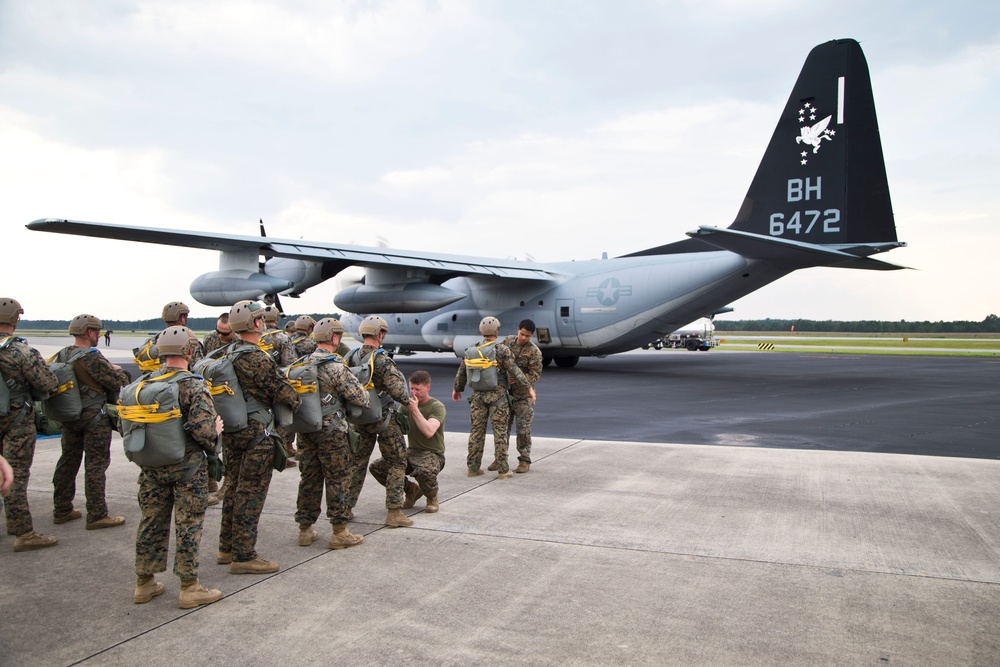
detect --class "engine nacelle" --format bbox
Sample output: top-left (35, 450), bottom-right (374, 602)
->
top-left (334, 283), bottom-right (466, 314)
top-left (190, 270), bottom-right (294, 307)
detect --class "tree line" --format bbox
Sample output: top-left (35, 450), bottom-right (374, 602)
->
top-left (19, 314), bottom-right (332, 332)
top-left (714, 315), bottom-right (1000, 334)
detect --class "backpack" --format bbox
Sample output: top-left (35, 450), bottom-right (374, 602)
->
top-left (259, 330), bottom-right (281, 364)
top-left (343, 347), bottom-right (388, 425)
top-left (281, 354), bottom-right (345, 434)
top-left (41, 347), bottom-right (104, 422)
top-left (133, 337), bottom-right (163, 373)
top-left (464, 340), bottom-right (499, 391)
top-left (192, 343), bottom-right (269, 432)
top-left (0, 336), bottom-right (25, 416)
top-left (118, 370), bottom-right (195, 468)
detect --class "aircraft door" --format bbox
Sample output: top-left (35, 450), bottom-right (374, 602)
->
top-left (555, 298), bottom-right (580, 346)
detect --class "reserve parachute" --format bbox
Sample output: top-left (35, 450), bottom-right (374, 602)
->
top-left (118, 370), bottom-right (195, 468)
top-left (464, 340), bottom-right (499, 391)
top-left (281, 354), bottom-right (345, 433)
top-left (192, 343), bottom-right (270, 432)
top-left (41, 347), bottom-right (104, 422)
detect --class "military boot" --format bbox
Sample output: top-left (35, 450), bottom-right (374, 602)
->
top-left (53, 509), bottom-right (82, 524)
top-left (13, 531), bottom-right (58, 552)
top-left (298, 524), bottom-right (318, 546)
top-left (134, 576), bottom-right (165, 604)
top-left (178, 580), bottom-right (223, 609)
top-left (385, 509), bottom-right (413, 528)
top-left (327, 524), bottom-right (364, 549)
top-left (487, 461), bottom-right (498, 471)
top-left (515, 461), bottom-right (530, 474)
top-left (497, 471), bottom-right (513, 479)
top-left (216, 550), bottom-right (232, 564)
top-left (86, 516), bottom-right (126, 530)
top-left (229, 556), bottom-right (279, 575)
top-left (467, 468), bottom-right (484, 477)
top-left (402, 480), bottom-right (422, 509)
top-left (425, 494), bottom-right (439, 513)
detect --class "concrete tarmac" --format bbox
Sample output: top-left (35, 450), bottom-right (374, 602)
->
top-left (1, 341), bottom-right (998, 666)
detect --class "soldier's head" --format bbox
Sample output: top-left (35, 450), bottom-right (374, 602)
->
top-left (357, 315), bottom-right (389, 344)
top-left (157, 326), bottom-right (199, 364)
top-left (229, 300), bottom-right (265, 336)
top-left (312, 317), bottom-right (346, 349)
top-left (0, 298), bottom-right (24, 330)
top-left (295, 315), bottom-right (316, 334)
top-left (69, 314), bottom-right (103, 345)
top-left (284, 321), bottom-right (296, 334)
top-left (162, 301), bottom-right (190, 326)
top-left (262, 305), bottom-right (281, 326)
top-left (516, 319), bottom-right (536, 346)
top-left (408, 370), bottom-right (432, 405)
top-left (215, 312), bottom-right (235, 345)
top-left (479, 316), bottom-right (501, 338)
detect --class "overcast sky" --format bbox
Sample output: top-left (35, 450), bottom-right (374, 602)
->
top-left (1, 0), bottom-right (997, 323)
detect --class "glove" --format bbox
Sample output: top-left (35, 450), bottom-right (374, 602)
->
top-left (207, 455), bottom-right (223, 482)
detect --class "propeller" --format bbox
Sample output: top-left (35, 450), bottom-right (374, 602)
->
top-left (258, 219), bottom-right (286, 315)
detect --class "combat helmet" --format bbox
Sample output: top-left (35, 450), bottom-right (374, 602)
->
top-left (295, 315), bottom-right (316, 332)
top-left (479, 316), bottom-right (501, 336)
top-left (357, 315), bottom-right (389, 338)
top-left (263, 305), bottom-right (281, 325)
top-left (0, 298), bottom-right (24, 325)
top-left (162, 301), bottom-right (190, 323)
top-left (229, 300), bottom-right (265, 333)
top-left (157, 326), bottom-right (198, 357)
top-left (69, 314), bottom-right (103, 335)
top-left (312, 317), bottom-right (345, 343)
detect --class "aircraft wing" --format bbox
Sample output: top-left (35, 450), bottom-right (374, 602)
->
top-left (26, 218), bottom-right (556, 281)
top-left (688, 226), bottom-right (909, 271)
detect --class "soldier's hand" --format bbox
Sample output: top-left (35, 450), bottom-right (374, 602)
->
top-left (452, 390), bottom-right (461, 402)
top-left (214, 415), bottom-right (224, 435)
top-left (0, 454), bottom-right (13, 497)
top-left (529, 386), bottom-right (536, 403)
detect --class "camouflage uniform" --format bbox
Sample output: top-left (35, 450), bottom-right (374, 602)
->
top-left (0, 336), bottom-right (58, 537)
top-left (288, 332), bottom-right (317, 358)
top-left (52, 346), bottom-right (130, 523)
top-left (137, 333), bottom-right (206, 370)
top-left (346, 345), bottom-right (411, 510)
top-left (134, 368), bottom-right (220, 580)
top-left (259, 328), bottom-right (297, 367)
top-left (370, 397), bottom-right (446, 498)
top-left (501, 335), bottom-right (543, 465)
top-left (202, 331), bottom-right (229, 356)
top-left (218, 341), bottom-right (300, 563)
top-left (454, 341), bottom-right (529, 475)
top-left (295, 353), bottom-right (370, 526)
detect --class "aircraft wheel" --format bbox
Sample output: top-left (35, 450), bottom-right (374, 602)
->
top-left (554, 356), bottom-right (579, 368)
top-left (542, 356), bottom-right (553, 367)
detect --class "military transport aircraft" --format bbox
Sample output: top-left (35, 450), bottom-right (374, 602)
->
top-left (28, 38), bottom-right (905, 368)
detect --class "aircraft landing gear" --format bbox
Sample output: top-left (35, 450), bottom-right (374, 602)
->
top-left (553, 356), bottom-right (579, 368)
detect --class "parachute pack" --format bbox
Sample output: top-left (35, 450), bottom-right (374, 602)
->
top-left (281, 354), bottom-right (345, 433)
top-left (118, 370), bottom-right (195, 468)
top-left (258, 330), bottom-right (280, 364)
top-left (343, 347), bottom-right (391, 425)
top-left (41, 347), bottom-right (105, 422)
top-left (464, 340), bottom-right (499, 391)
top-left (133, 337), bottom-right (163, 373)
top-left (192, 343), bottom-right (269, 432)
top-left (0, 336), bottom-right (22, 415)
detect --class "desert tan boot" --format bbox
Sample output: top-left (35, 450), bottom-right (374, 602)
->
top-left (497, 471), bottom-right (513, 479)
top-left (216, 550), bottom-right (233, 564)
top-left (86, 516), bottom-right (125, 530)
top-left (467, 468), bottom-right (484, 477)
top-left (134, 577), bottom-right (165, 604)
top-left (328, 524), bottom-right (364, 549)
top-left (402, 480), bottom-right (422, 509)
top-left (385, 509), bottom-right (413, 528)
top-left (487, 461), bottom-right (499, 471)
top-left (13, 531), bottom-right (58, 552)
top-left (298, 524), bottom-right (318, 546)
top-left (178, 580), bottom-right (222, 609)
top-left (515, 461), bottom-right (530, 474)
top-left (425, 494), bottom-right (439, 513)
top-left (53, 509), bottom-right (82, 524)
top-left (230, 556), bottom-right (279, 574)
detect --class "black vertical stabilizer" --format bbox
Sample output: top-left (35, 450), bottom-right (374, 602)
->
top-left (730, 38), bottom-right (896, 245)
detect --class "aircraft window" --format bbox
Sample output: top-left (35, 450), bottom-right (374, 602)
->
top-left (451, 314), bottom-right (457, 321)
top-left (560, 306), bottom-right (569, 317)
top-left (519, 301), bottom-right (525, 307)
top-left (414, 319), bottom-right (419, 325)
top-left (538, 301), bottom-right (544, 306)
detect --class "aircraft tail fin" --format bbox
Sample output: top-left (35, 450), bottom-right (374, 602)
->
top-left (628, 39), bottom-right (904, 267)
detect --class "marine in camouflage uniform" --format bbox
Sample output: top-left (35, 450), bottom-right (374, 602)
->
top-left (294, 319), bottom-right (370, 548)
top-left (344, 316), bottom-right (413, 527)
top-left (370, 370), bottom-right (446, 513)
top-left (202, 312), bottom-right (235, 355)
top-left (217, 301), bottom-right (301, 574)
top-left (501, 321), bottom-right (543, 473)
top-left (131, 326), bottom-right (223, 608)
top-left (0, 298), bottom-right (60, 551)
top-left (52, 315), bottom-right (131, 529)
top-left (453, 317), bottom-right (532, 478)
top-left (259, 306), bottom-right (300, 463)
top-left (288, 315), bottom-right (318, 358)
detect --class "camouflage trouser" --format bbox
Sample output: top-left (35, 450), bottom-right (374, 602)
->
top-left (219, 424), bottom-right (274, 562)
top-left (347, 413), bottom-right (407, 510)
top-left (53, 409), bottom-right (114, 523)
top-left (2, 406), bottom-right (39, 536)
top-left (135, 452), bottom-right (208, 580)
top-left (277, 423), bottom-right (298, 456)
top-left (295, 429), bottom-right (353, 526)
top-left (507, 396), bottom-right (535, 464)
top-left (468, 388), bottom-right (511, 474)
top-left (370, 449), bottom-right (445, 498)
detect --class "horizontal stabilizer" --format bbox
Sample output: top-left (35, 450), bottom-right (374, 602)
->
top-left (688, 227), bottom-right (908, 271)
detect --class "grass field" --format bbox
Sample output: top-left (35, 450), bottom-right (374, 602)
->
top-left (716, 333), bottom-right (1000, 357)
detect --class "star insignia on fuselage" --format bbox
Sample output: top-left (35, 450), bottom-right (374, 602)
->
top-left (587, 277), bottom-right (632, 306)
